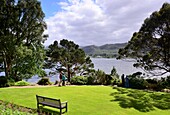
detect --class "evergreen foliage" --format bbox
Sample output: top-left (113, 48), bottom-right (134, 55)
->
top-left (37, 77), bottom-right (52, 85)
top-left (45, 39), bottom-right (94, 82)
top-left (0, 0), bottom-right (47, 81)
top-left (118, 3), bottom-right (170, 76)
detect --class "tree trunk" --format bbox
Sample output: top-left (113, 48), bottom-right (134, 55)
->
top-left (2, 52), bottom-right (8, 77)
top-left (6, 61), bottom-right (12, 79)
top-left (5, 54), bottom-right (12, 79)
top-left (67, 65), bottom-right (71, 82)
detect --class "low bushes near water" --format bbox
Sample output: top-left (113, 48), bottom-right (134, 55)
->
top-left (37, 77), bottom-right (52, 85)
top-left (0, 76), bottom-right (30, 87)
top-left (70, 74), bottom-right (114, 85)
top-left (15, 80), bottom-right (30, 86)
top-left (0, 76), bottom-right (15, 87)
top-left (123, 72), bottom-right (170, 91)
top-left (112, 78), bottom-right (121, 86)
top-left (71, 76), bottom-right (88, 85)
top-left (70, 75), bottom-right (101, 85)
top-left (70, 68), bottom-right (116, 85)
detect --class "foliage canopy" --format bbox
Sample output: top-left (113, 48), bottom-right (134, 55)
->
top-left (0, 0), bottom-right (47, 81)
top-left (118, 3), bottom-right (170, 76)
top-left (46, 39), bottom-right (94, 82)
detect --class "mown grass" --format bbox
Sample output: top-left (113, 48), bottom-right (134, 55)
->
top-left (0, 86), bottom-right (170, 115)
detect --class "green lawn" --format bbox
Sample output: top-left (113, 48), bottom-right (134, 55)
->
top-left (0, 86), bottom-right (170, 115)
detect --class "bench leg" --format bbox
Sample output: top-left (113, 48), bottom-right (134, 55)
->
top-left (66, 103), bottom-right (68, 112)
top-left (60, 109), bottom-right (62, 115)
top-left (37, 104), bottom-right (39, 112)
top-left (66, 106), bottom-right (67, 112)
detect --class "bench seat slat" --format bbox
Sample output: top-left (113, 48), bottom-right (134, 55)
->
top-left (39, 101), bottom-right (60, 108)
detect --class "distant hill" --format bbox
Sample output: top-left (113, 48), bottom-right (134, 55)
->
top-left (81, 43), bottom-right (127, 58)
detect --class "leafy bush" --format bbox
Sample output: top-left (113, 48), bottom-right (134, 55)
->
top-left (0, 103), bottom-right (34, 115)
top-left (165, 76), bottom-right (170, 87)
top-left (127, 72), bottom-right (147, 89)
top-left (71, 76), bottom-right (87, 85)
top-left (95, 70), bottom-right (106, 85)
top-left (112, 78), bottom-right (121, 86)
top-left (126, 73), bottom-right (170, 91)
top-left (129, 77), bottom-right (147, 89)
top-left (145, 77), bottom-right (170, 91)
top-left (15, 80), bottom-right (30, 86)
top-left (0, 76), bottom-right (8, 87)
top-left (0, 76), bottom-right (15, 87)
top-left (105, 74), bottom-right (113, 85)
top-left (37, 77), bottom-right (52, 85)
top-left (7, 78), bottom-right (15, 86)
top-left (86, 76), bottom-right (95, 85)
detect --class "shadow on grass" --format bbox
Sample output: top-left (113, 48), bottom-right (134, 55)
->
top-left (110, 87), bottom-right (170, 112)
top-left (38, 106), bottom-right (67, 115)
top-left (38, 109), bottom-right (60, 115)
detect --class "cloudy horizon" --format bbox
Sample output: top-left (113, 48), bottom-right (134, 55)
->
top-left (42, 0), bottom-right (170, 46)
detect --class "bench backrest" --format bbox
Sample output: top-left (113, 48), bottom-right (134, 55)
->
top-left (36, 95), bottom-right (61, 107)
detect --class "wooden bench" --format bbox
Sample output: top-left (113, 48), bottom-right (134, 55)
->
top-left (36, 95), bottom-right (68, 114)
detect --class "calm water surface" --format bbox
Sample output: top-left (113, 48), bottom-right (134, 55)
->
top-left (27, 58), bottom-right (142, 83)
top-left (91, 58), bottom-right (143, 75)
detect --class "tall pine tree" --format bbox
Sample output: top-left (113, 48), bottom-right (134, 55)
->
top-left (0, 0), bottom-right (47, 81)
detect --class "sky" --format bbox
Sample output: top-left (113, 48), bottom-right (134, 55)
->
top-left (40, 0), bottom-right (170, 46)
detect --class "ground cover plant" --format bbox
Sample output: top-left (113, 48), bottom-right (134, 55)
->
top-left (0, 86), bottom-right (170, 115)
top-left (0, 104), bottom-right (34, 115)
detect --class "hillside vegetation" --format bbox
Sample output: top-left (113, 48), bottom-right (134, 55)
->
top-left (81, 43), bottom-right (127, 58)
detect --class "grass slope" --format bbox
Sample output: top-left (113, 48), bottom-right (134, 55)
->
top-left (0, 86), bottom-right (170, 115)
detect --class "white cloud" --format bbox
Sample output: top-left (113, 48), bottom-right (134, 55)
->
top-left (44, 0), bottom-right (169, 46)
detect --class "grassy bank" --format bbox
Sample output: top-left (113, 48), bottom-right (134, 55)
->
top-left (0, 86), bottom-right (170, 115)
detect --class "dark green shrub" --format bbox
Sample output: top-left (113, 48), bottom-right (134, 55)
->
top-left (129, 77), bottom-right (147, 89)
top-left (0, 76), bottom-right (8, 87)
top-left (128, 72), bottom-right (147, 89)
top-left (126, 74), bottom-right (170, 91)
top-left (54, 80), bottom-right (58, 85)
top-left (0, 76), bottom-right (16, 87)
top-left (37, 77), bottom-right (52, 85)
top-left (71, 76), bottom-right (87, 85)
top-left (7, 78), bottom-right (15, 86)
top-left (87, 76), bottom-right (95, 85)
top-left (112, 79), bottom-right (121, 86)
top-left (166, 76), bottom-right (170, 87)
top-left (95, 70), bottom-right (106, 85)
top-left (15, 80), bottom-right (30, 86)
top-left (146, 78), bottom-right (157, 84)
top-left (145, 82), bottom-right (157, 90)
top-left (105, 74), bottom-right (113, 85)
top-left (145, 77), bottom-right (170, 91)
top-left (146, 79), bottom-right (159, 90)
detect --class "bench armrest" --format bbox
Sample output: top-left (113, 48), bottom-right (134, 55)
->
top-left (61, 101), bottom-right (68, 104)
